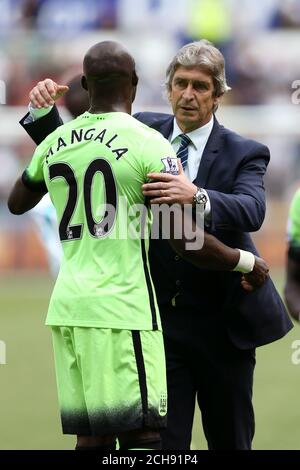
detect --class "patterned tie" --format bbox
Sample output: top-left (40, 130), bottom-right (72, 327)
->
top-left (176, 134), bottom-right (191, 170)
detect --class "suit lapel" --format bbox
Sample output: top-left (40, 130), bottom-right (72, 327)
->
top-left (156, 116), bottom-right (174, 139)
top-left (193, 117), bottom-right (223, 187)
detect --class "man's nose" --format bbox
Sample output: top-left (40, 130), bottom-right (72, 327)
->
top-left (182, 84), bottom-right (194, 100)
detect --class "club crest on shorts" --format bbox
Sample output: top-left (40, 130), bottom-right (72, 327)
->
top-left (159, 392), bottom-right (168, 416)
top-left (161, 157), bottom-right (179, 175)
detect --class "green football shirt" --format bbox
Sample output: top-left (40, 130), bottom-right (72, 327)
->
top-left (24, 112), bottom-right (178, 330)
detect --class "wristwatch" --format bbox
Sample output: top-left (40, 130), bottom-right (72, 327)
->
top-left (193, 187), bottom-right (207, 210)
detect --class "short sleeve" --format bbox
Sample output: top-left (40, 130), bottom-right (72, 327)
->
top-left (142, 131), bottom-right (178, 179)
top-left (22, 141), bottom-right (48, 193)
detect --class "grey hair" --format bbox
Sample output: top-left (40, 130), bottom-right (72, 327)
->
top-left (165, 39), bottom-right (231, 99)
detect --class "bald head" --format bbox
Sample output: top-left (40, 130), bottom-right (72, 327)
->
top-left (82, 41), bottom-right (138, 113)
top-left (83, 41), bottom-right (136, 83)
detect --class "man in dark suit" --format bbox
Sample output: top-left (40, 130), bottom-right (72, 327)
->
top-left (20, 40), bottom-right (292, 450)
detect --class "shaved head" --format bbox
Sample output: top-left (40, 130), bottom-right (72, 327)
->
top-left (83, 41), bottom-right (136, 83)
top-left (82, 41), bottom-right (138, 114)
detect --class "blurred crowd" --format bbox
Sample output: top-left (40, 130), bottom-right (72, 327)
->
top-left (1, 0), bottom-right (300, 106)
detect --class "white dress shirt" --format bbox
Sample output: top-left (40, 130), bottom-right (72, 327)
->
top-left (170, 116), bottom-right (214, 216)
top-left (26, 103), bottom-right (54, 123)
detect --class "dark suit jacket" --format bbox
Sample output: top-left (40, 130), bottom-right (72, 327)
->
top-left (20, 107), bottom-right (293, 349)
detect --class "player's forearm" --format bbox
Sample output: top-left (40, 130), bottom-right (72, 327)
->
top-left (169, 232), bottom-right (240, 271)
top-left (8, 177), bottom-right (45, 215)
top-left (165, 205), bottom-right (239, 271)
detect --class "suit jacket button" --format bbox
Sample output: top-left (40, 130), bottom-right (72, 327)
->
top-left (174, 255), bottom-right (180, 261)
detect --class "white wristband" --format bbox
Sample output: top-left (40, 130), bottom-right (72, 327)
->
top-left (233, 249), bottom-right (255, 273)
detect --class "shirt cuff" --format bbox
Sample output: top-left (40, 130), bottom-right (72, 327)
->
top-left (27, 103), bottom-right (54, 122)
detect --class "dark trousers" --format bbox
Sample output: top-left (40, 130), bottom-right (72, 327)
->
top-left (160, 304), bottom-right (256, 450)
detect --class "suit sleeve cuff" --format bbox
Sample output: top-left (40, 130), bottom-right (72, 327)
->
top-left (27, 103), bottom-right (54, 122)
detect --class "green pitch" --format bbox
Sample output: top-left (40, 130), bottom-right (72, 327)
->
top-left (0, 271), bottom-right (299, 450)
top-left (0, 272), bottom-right (73, 450)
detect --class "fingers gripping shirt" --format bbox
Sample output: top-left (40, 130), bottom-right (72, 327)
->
top-left (24, 112), bottom-right (178, 330)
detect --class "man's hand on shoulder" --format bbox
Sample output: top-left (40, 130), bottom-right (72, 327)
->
top-left (142, 159), bottom-right (197, 205)
top-left (241, 256), bottom-right (269, 292)
top-left (29, 78), bottom-right (69, 109)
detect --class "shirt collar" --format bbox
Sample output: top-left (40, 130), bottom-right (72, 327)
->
top-left (170, 116), bottom-right (214, 150)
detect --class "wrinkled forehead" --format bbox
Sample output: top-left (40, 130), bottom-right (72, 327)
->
top-left (172, 65), bottom-right (213, 82)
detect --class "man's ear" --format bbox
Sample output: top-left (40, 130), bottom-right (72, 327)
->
top-left (214, 91), bottom-right (224, 105)
top-left (132, 70), bottom-right (138, 87)
top-left (131, 71), bottom-right (139, 102)
top-left (81, 75), bottom-right (88, 91)
top-left (212, 94), bottom-right (222, 111)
